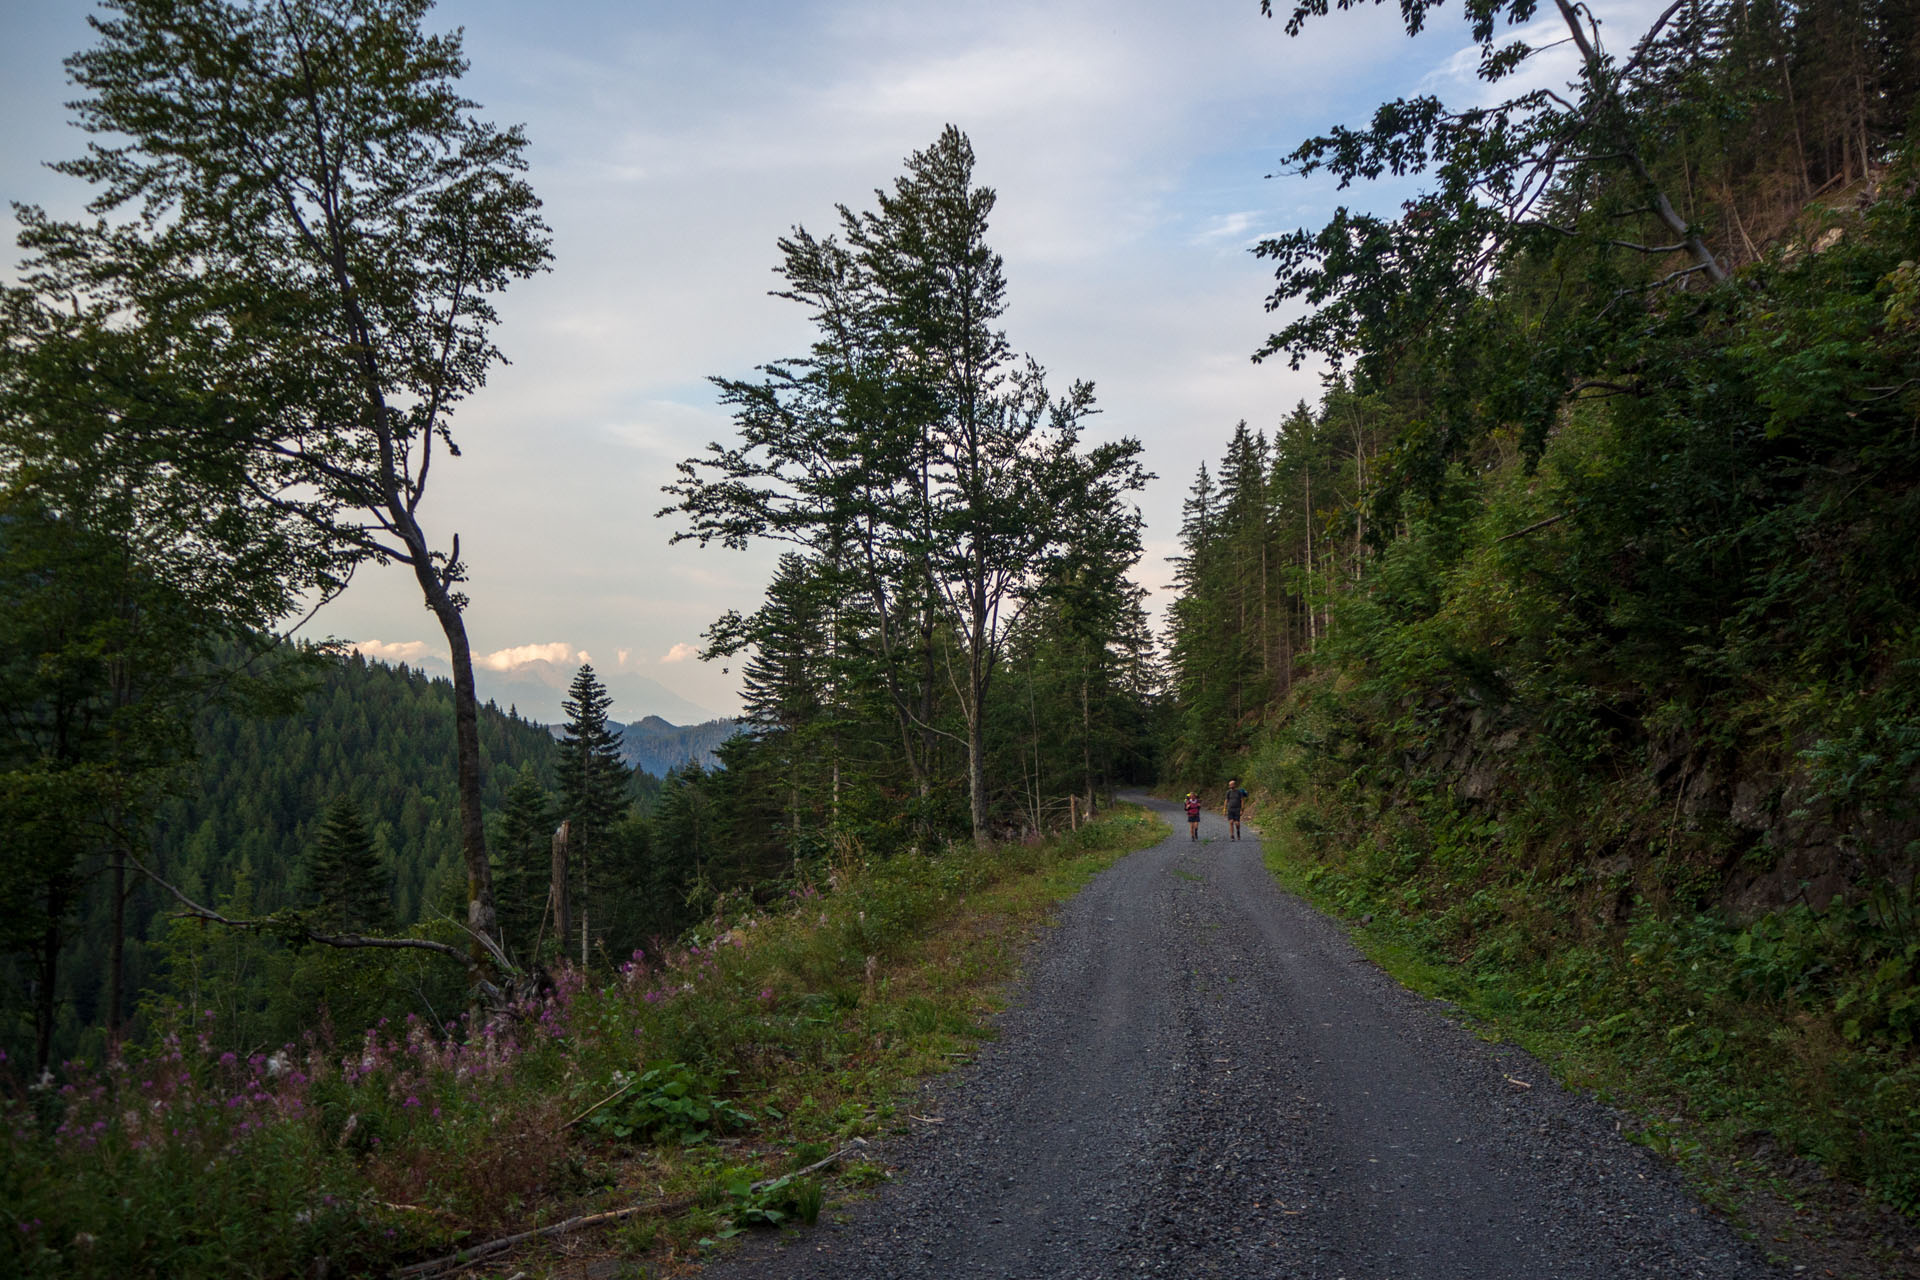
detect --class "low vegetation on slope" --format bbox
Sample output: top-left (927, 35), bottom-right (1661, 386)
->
top-left (1192, 145), bottom-right (1920, 1274)
top-left (1, 806), bottom-right (1161, 1278)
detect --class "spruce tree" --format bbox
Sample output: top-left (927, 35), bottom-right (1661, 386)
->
top-left (556, 664), bottom-right (630, 960)
top-left (302, 797), bottom-right (390, 933)
top-left (493, 769), bottom-right (554, 958)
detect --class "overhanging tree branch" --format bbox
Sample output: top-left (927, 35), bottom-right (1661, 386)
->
top-left (123, 850), bottom-right (473, 964)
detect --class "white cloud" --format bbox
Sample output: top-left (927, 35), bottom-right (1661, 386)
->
top-left (660, 643), bottom-right (699, 664)
top-left (617, 648), bottom-right (632, 666)
top-left (604, 400), bottom-right (737, 459)
top-left (1194, 210), bottom-right (1268, 246)
top-left (351, 639), bottom-right (436, 664)
top-left (1417, 0), bottom-right (1674, 109)
top-left (475, 641), bottom-right (576, 671)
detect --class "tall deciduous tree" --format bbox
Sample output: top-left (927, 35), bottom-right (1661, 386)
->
top-left (14, 0), bottom-right (552, 969)
top-left (666, 127), bottom-right (1148, 843)
top-left (1254, 0), bottom-right (1736, 491)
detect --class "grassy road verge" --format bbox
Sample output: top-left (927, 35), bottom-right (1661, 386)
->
top-left (3, 806), bottom-right (1165, 1280)
top-left (1254, 808), bottom-right (1919, 1280)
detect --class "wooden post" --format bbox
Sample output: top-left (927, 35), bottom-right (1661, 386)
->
top-left (550, 820), bottom-right (570, 958)
top-left (1070, 794), bottom-right (1078, 831)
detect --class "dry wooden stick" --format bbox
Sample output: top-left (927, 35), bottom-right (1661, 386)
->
top-left (394, 1196), bottom-right (696, 1278)
top-left (749, 1137), bottom-right (867, 1193)
top-left (555, 1077), bottom-right (639, 1133)
top-left (1494, 512), bottom-right (1568, 544)
top-left (394, 1138), bottom-right (870, 1278)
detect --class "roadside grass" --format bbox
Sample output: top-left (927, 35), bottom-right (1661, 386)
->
top-left (1, 806), bottom-right (1165, 1280)
top-left (1255, 801), bottom-right (1920, 1278)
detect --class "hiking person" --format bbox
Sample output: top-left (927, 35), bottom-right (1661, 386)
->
top-left (1224, 778), bottom-right (1250, 841)
top-left (1184, 791), bottom-right (1202, 841)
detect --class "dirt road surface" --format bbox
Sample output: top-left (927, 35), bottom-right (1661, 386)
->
top-left (703, 794), bottom-right (1779, 1279)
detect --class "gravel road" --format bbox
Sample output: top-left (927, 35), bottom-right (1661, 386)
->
top-left (703, 795), bottom-right (1782, 1279)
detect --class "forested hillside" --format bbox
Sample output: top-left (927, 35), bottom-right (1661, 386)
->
top-left (165, 653), bottom-right (559, 928)
top-left (1167, 0), bottom-right (1920, 1217)
top-left (0, 651), bottom-right (559, 1068)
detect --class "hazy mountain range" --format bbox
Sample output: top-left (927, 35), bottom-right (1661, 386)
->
top-left (543, 714), bottom-right (740, 777)
top-left (614, 716), bottom-right (741, 779)
top-left (378, 650), bottom-right (722, 726)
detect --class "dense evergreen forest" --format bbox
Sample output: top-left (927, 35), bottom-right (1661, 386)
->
top-left (0, 650), bottom-right (639, 1067)
top-left (1167, 0), bottom-right (1920, 1213)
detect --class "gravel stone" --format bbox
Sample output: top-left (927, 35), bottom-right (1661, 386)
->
top-left (701, 794), bottom-right (1783, 1279)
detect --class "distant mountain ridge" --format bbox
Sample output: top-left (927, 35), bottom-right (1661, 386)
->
top-left (363, 647), bottom-right (721, 725)
top-left (548, 714), bottom-right (742, 779)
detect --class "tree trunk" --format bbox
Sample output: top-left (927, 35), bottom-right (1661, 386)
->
top-left (919, 600), bottom-right (936, 799)
top-left (33, 881), bottom-right (67, 1075)
top-left (968, 704), bottom-right (990, 845)
top-left (107, 848), bottom-right (125, 1056)
top-left (413, 559), bottom-right (500, 971)
top-left (550, 820), bottom-right (571, 951)
top-left (1778, 28), bottom-right (1811, 198)
top-left (1027, 669), bottom-right (1043, 833)
top-left (967, 601), bottom-right (991, 844)
top-left (1303, 467), bottom-right (1315, 644)
top-left (1081, 668), bottom-right (1094, 806)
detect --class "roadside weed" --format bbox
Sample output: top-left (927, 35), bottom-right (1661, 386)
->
top-left (1, 805), bottom-right (1162, 1277)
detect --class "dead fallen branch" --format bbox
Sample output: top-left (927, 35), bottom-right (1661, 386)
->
top-left (555, 1076), bottom-right (640, 1133)
top-left (750, 1137), bottom-right (868, 1194)
top-left (126, 851), bottom-right (476, 965)
top-left (1494, 512), bottom-right (1568, 544)
top-left (394, 1138), bottom-right (870, 1278)
top-left (392, 1196), bottom-right (697, 1278)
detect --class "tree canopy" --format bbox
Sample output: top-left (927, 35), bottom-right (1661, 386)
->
top-left (11, 0), bottom-right (553, 967)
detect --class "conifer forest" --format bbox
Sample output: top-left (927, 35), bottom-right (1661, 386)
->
top-left (2, 0), bottom-right (1917, 1274)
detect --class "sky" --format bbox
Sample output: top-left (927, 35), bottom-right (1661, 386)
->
top-left (1, 0), bottom-right (1656, 725)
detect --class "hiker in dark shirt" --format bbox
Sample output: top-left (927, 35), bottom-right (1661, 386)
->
top-left (1224, 778), bottom-right (1250, 841)
top-left (1184, 792), bottom-right (1201, 841)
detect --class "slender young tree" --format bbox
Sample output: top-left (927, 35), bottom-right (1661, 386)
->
top-left (15, 0), bottom-right (552, 969)
top-left (492, 768), bottom-right (554, 959)
top-left (707, 552), bottom-right (855, 848)
top-left (556, 664), bottom-right (628, 959)
top-left (301, 796), bottom-right (389, 933)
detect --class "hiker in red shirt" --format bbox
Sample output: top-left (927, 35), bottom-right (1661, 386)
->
top-left (1184, 792), bottom-right (1202, 841)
